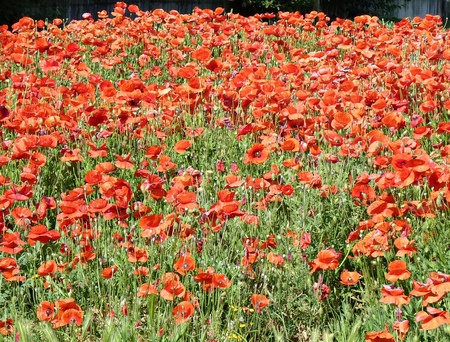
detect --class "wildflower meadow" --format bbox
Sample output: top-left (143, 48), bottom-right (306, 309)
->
top-left (1, 3), bottom-right (450, 341)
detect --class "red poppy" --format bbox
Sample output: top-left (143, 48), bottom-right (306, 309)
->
top-left (173, 140), bottom-right (193, 154)
top-left (115, 153), bottom-right (134, 169)
top-left (0, 319), bottom-right (14, 336)
top-left (160, 279), bottom-right (186, 301)
top-left (127, 246), bottom-right (149, 263)
top-left (52, 298), bottom-right (83, 329)
top-left (27, 225), bottom-right (61, 246)
top-left (172, 301), bottom-right (195, 324)
top-left (0, 233), bottom-right (26, 254)
top-left (38, 260), bottom-right (57, 277)
top-left (267, 252), bottom-right (285, 266)
top-left (416, 307), bottom-right (450, 330)
top-left (101, 265), bottom-right (118, 279)
top-left (192, 47), bottom-right (212, 62)
top-left (385, 260), bottom-right (411, 282)
top-left (173, 255), bottom-right (196, 276)
top-left (244, 143), bottom-right (270, 165)
top-left (60, 309), bottom-right (83, 327)
top-left (365, 324), bottom-right (395, 342)
top-left (379, 285), bottom-right (410, 306)
top-left (145, 145), bottom-right (163, 160)
top-left (157, 155), bottom-right (177, 172)
top-left (393, 320), bottom-right (409, 341)
top-left (251, 294), bottom-right (270, 313)
top-left (37, 301), bottom-right (54, 322)
top-left (137, 282), bottom-right (158, 298)
top-left (309, 249), bottom-right (341, 273)
top-left (340, 271), bottom-right (360, 285)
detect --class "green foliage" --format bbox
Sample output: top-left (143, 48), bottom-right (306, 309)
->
top-left (240, 0), bottom-right (315, 13)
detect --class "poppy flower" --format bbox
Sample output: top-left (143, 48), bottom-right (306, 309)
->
top-left (27, 225), bottom-right (61, 246)
top-left (385, 260), bottom-right (411, 282)
top-left (173, 255), bottom-right (196, 276)
top-left (0, 319), bottom-right (14, 336)
top-left (137, 282), bottom-right (158, 298)
top-left (172, 301), bottom-right (195, 325)
top-left (379, 285), bottom-right (410, 306)
top-left (267, 252), bottom-right (285, 266)
top-left (173, 140), bottom-right (193, 154)
top-left (212, 273), bottom-right (232, 290)
top-left (38, 260), bottom-right (57, 277)
top-left (127, 246), bottom-right (149, 263)
top-left (394, 237), bottom-right (417, 257)
top-left (160, 279), bottom-right (186, 301)
top-left (144, 145), bottom-right (163, 160)
top-left (115, 153), bottom-right (134, 169)
top-left (193, 267), bottom-right (215, 292)
top-left (0, 257), bottom-right (18, 273)
top-left (251, 294), bottom-right (270, 313)
top-left (140, 214), bottom-right (164, 237)
top-left (392, 320), bottom-right (409, 341)
top-left (101, 265), bottom-right (118, 279)
top-left (60, 308), bottom-right (83, 327)
top-left (308, 249), bottom-right (341, 273)
top-left (52, 298), bottom-right (83, 329)
top-left (37, 301), bottom-right (54, 322)
top-left (0, 233), bottom-right (26, 254)
top-left (192, 47), bottom-right (211, 62)
top-left (244, 143), bottom-right (270, 165)
top-left (340, 271), bottom-right (360, 285)
top-left (416, 307), bottom-right (450, 330)
top-left (365, 324), bottom-right (395, 342)
top-left (157, 155), bottom-right (177, 172)
top-left (160, 272), bottom-right (180, 285)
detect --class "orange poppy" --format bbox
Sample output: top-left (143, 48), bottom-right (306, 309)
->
top-left (160, 272), bottom-right (181, 285)
top-left (212, 273), bottom-right (232, 290)
top-left (37, 301), bottom-right (54, 322)
top-left (267, 252), bottom-right (285, 266)
top-left (160, 279), bottom-right (186, 301)
top-left (340, 271), bottom-right (360, 285)
top-left (60, 308), bottom-right (83, 327)
top-left (101, 265), bottom-right (118, 279)
top-left (140, 214), bottom-right (164, 237)
top-left (27, 225), bottom-right (61, 246)
top-left (38, 260), bottom-right (57, 277)
top-left (173, 255), bottom-right (196, 276)
top-left (0, 319), bottom-right (14, 336)
top-left (416, 307), bottom-right (450, 330)
top-left (251, 294), bottom-right (270, 313)
top-left (145, 145), bottom-right (163, 160)
top-left (379, 285), bottom-right (410, 306)
top-left (0, 233), bottom-right (26, 254)
top-left (173, 140), bottom-right (193, 154)
top-left (11, 206), bottom-right (34, 226)
top-left (172, 301), bottom-right (195, 325)
top-left (52, 298), bottom-right (83, 329)
top-left (365, 324), bottom-right (395, 342)
top-left (392, 320), bottom-right (409, 341)
top-left (192, 47), bottom-right (211, 62)
top-left (428, 272), bottom-right (450, 295)
top-left (244, 143), bottom-right (270, 165)
top-left (157, 155), bottom-right (177, 172)
top-left (385, 260), bottom-right (411, 282)
top-left (394, 237), bottom-right (417, 257)
top-left (309, 249), bottom-right (341, 273)
top-left (115, 153), bottom-right (134, 169)
top-left (127, 246), bottom-right (149, 263)
top-left (137, 282), bottom-right (158, 298)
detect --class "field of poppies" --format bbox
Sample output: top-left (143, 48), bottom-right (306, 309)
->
top-left (1, 3), bottom-right (450, 341)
